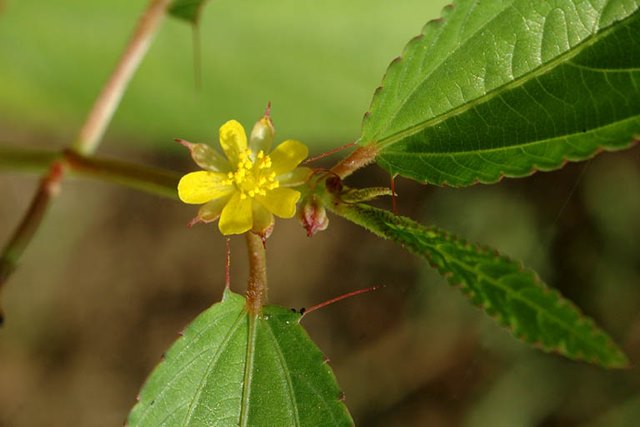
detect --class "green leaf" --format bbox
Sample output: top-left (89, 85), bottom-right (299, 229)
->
top-left (168, 0), bottom-right (211, 24)
top-left (331, 202), bottom-right (629, 368)
top-left (362, 0), bottom-right (640, 186)
top-left (128, 291), bottom-right (352, 426)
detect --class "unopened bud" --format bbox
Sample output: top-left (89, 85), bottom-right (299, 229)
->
top-left (299, 196), bottom-right (329, 237)
top-left (249, 106), bottom-right (275, 154)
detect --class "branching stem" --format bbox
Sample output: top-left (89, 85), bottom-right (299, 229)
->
top-left (0, 145), bottom-right (180, 199)
top-left (0, 0), bottom-right (172, 315)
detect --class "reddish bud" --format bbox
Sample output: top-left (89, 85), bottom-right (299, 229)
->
top-left (299, 196), bottom-right (329, 237)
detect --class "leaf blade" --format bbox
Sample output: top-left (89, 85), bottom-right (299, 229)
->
top-left (362, 0), bottom-right (640, 186)
top-left (128, 292), bottom-right (353, 426)
top-left (332, 202), bottom-right (629, 368)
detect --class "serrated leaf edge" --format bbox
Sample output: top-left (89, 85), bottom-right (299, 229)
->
top-left (362, 4), bottom-right (639, 148)
top-left (377, 133), bottom-right (639, 187)
top-left (395, 222), bottom-right (628, 367)
top-left (331, 202), bottom-right (629, 368)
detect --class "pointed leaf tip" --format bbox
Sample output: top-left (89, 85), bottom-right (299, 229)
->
top-left (333, 202), bottom-right (629, 369)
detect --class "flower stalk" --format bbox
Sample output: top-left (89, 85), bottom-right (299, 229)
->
top-left (245, 232), bottom-right (268, 314)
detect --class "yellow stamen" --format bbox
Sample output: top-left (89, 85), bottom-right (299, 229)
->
top-left (223, 148), bottom-right (282, 200)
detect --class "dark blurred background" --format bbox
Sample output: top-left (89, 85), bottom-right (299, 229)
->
top-left (1, 1), bottom-right (639, 426)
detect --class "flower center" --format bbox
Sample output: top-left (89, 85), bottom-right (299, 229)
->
top-left (225, 149), bottom-right (279, 199)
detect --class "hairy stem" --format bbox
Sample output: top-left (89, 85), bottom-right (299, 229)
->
top-left (245, 233), bottom-right (267, 314)
top-left (329, 143), bottom-right (379, 179)
top-left (73, 0), bottom-right (172, 155)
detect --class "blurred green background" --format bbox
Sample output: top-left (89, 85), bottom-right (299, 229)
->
top-left (0, 0), bottom-right (449, 150)
top-left (1, 1), bottom-right (640, 426)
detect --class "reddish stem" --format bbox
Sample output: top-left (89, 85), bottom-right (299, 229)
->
top-left (245, 233), bottom-right (267, 314)
top-left (74, 0), bottom-right (172, 155)
top-left (390, 174), bottom-right (398, 214)
top-left (225, 237), bottom-right (231, 291)
top-left (0, 0), bottom-right (172, 323)
top-left (330, 144), bottom-right (379, 179)
top-left (0, 162), bottom-right (66, 324)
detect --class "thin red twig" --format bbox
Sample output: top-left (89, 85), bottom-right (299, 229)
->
top-left (303, 142), bottom-right (357, 165)
top-left (302, 285), bottom-right (385, 316)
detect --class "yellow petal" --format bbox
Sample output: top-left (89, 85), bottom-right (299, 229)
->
top-left (219, 192), bottom-right (253, 235)
top-left (256, 187), bottom-right (301, 218)
top-left (251, 201), bottom-right (274, 234)
top-left (269, 140), bottom-right (308, 175)
top-left (197, 195), bottom-right (231, 223)
top-left (278, 167), bottom-right (312, 187)
top-left (179, 140), bottom-right (231, 172)
top-left (219, 120), bottom-right (247, 165)
top-left (178, 171), bottom-right (233, 204)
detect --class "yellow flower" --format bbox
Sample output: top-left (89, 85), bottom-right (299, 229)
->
top-left (178, 117), bottom-right (311, 236)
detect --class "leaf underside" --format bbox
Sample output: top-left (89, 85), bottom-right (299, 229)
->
top-left (168, 0), bottom-right (211, 24)
top-left (127, 292), bottom-right (352, 426)
top-left (362, 0), bottom-right (640, 186)
top-left (333, 202), bottom-right (629, 369)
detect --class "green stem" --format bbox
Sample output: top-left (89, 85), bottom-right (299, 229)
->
top-left (64, 150), bottom-right (180, 199)
top-left (0, 145), bottom-right (62, 173)
top-left (244, 233), bottom-right (267, 314)
top-left (0, 144), bottom-right (180, 199)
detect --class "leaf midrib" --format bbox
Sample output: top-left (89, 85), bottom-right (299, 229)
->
top-left (375, 9), bottom-right (638, 150)
top-left (367, 0), bottom-right (515, 141)
top-left (409, 228), bottom-right (615, 362)
top-left (338, 201), bottom-right (620, 363)
top-left (239, 313), bottom-right (258, 427)
top-left (381, 114), bottom-right (640, 157)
